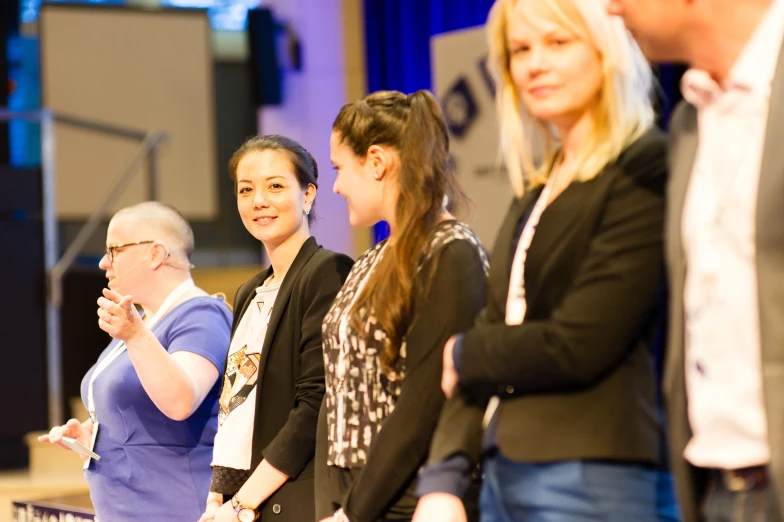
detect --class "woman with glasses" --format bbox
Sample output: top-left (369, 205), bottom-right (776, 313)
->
top-left (39, 201), bottom-right (232, 522)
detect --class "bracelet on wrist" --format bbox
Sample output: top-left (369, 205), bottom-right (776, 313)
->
top-left (231, 494), bottom-right (259, 522)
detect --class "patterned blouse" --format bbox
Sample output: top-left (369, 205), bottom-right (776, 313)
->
top-left (322, 220), bottom-right (489, 468)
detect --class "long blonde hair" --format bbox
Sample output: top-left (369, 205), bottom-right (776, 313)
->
top-left (487, 0), bottom-right (655, 196)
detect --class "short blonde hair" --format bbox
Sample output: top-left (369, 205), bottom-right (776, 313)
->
top-left (487, 0), bottom-right (655, 196)
top-left (112, 201), bottom-right (194, 260)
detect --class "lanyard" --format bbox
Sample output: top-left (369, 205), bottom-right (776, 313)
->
top-left (505, 170), bottom-right (559, 325)
top-left (482, 169), bottom-right (560, 429)
top-left (87, 278), bottom-right (195, 422)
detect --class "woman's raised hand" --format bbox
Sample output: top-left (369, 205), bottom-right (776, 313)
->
top-left (97, 288), bottom-right (144, 342)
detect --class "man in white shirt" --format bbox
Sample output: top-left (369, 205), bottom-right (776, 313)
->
top-left (607, 1), bottom-right (784, 521)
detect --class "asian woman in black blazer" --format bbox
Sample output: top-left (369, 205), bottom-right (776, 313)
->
top-left (198, 135), bottom-right (353, 522)
top-left (414, 0), bottom-right (679, 521)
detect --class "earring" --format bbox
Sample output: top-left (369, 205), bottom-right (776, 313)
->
top-left (374, 173), bottom-right (380, 180)
top-left (304, 207), bottom-right (311, 215)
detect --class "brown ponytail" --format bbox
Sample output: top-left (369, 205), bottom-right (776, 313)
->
top-left (333, 90), bottom-right (464, 374)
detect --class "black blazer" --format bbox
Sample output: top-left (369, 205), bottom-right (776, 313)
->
top-left (229, 237), bottom-right (353, 521)
top-left (429, 129), bottom-right (669, 467)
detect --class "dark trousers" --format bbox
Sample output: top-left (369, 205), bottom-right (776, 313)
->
top-left (703, 471), bottom-right (782, 522)
top-left (315, 463), bottom-right (480, 522)
top-left (315, 463), bottom-right (419, 522)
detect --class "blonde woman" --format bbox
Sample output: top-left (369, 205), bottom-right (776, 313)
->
top-left (414, 0), bottom-right (678, 520)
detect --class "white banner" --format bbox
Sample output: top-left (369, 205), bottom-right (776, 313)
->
top-left (431, 26), bottom-right (510, 252)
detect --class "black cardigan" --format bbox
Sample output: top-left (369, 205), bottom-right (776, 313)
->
top-left (316, 231), bottom-right (488, 522)
top-left (230, 237), bottom-right (353, 521)
top-left (429, 128), bottom-right (669, 468)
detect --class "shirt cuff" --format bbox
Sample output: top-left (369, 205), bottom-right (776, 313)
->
top-left (416, 454), bottom-right (473, 498)
top-left (451, 334), bottom-right (466, 377)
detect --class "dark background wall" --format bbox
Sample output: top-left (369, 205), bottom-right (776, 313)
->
top-left (0, 165), bottom-right (47, 468)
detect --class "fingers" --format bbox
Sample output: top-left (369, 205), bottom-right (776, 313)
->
top-left (97, 296), bottom-right (122, 314)
top-left (97, 307), bottom-right (112, 324)
top-left (441, 339), bottom-right (459, 399)
top-left (97, 293), bottom-right (133, 317)
top-left (45, 425), bottom-right (65, 443)
top-left (41, 422), bottom-right (74, 444)
top-left (119, 295), bottom-right (134, 310)
top-left (104, 288), bottom-right (133, 310)
top-left (37, 433), bottom-right (68, 450)
top-left (97, 297), bottom-right (119, 329)
top-left (97, 294), bottom-right (136, 334)
top-left (443, 337), bottom-right (456, 369)
top-left (102, 288), bottom-right (124, 303)
top-left (197, 503), bottom-right (220, 522)
top-left (441, 368), bottom-right (457, 399)
top-left (39, 422), bottom-right (92, 457)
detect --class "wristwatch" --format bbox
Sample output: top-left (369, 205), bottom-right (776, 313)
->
top-left (230, 494), bottom-right (258, 522)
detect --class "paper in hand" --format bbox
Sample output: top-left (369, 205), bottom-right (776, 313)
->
top-left (60, 436), bottom-right (101, 461)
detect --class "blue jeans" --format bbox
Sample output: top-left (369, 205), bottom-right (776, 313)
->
top-left (479, 452), bottom-right (681, 522)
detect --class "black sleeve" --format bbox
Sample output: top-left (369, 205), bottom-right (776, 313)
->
top-left (458, 137), bottom-right (667, 394)
top-left (261, 253), bottom-right (354, 478)
top-left (341, 241), bottom-right (487, 522)
top-left (314, 399), bottom-right (333, 520)
top-left (425, 388), bottom-right (486, 467)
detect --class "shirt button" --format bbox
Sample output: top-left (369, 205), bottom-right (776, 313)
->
top-left (506, 385), bottom-right (515, 394)
top-left (272, 504), bottom-right (281, 514)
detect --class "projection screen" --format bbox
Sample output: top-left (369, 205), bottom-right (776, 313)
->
top-left (39, 4), bottom-right (218, 219)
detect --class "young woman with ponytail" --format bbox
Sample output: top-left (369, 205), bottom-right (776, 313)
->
top-left (315, 90), bottom-right (489, 522)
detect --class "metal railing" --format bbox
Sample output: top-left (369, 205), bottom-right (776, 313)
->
top-left (0, 108), bottom-right (168, 428)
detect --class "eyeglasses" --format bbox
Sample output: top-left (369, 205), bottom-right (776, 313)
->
top-left (105, 240), bottom-right (155, 263)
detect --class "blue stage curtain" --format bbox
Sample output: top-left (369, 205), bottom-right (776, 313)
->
top-left (363, 0), bottom-right (497, 242)
top-left (364, 0), bottom-right (497, 95)
top-left (362, 0), bottom-right (683, 242)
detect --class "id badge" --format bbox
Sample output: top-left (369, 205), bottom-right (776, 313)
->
top-left (84, 420), bottom-right (100, 470)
